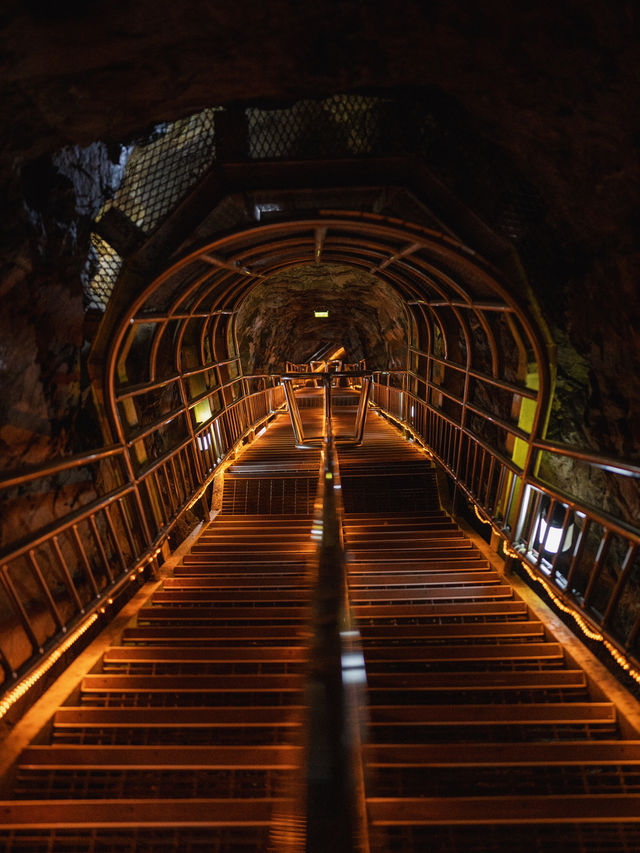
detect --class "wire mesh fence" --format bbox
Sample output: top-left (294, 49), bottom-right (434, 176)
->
top-left (246, 94), bottom-right (386, 160)
top-left (83, 92), bottom-right (557, 317)
top-left (83, 233), bottom-right (124, 312)
top-left (84, 109), bottom-right (218, 310)
top-left (97, 109), bottom-right (217, 235)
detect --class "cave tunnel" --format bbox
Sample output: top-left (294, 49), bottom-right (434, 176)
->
top-left (0, 2), bottom-right (639, 849)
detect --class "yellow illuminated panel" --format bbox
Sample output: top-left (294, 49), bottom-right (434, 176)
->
top-left (193, 399), bottom-right (212, 424)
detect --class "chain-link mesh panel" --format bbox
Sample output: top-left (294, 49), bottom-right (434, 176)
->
top-left (247, 94), bottom-right (386, 160)
top-left (83, 92), bottom-right (558, 312)
top-left (84, 109), bottom-right (217, 310)
top-left (97, 109), bottom-right (217, 234)
top-left (244, 92), bottom-right (553, 288)
top-left (83, 233), bottom-right (124, 311)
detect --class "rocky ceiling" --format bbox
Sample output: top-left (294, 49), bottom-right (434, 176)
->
top-left (235, 263), bottom-right (409, 375)
top-left (0, 0), bottom-right (638, 494)
top-left (2, 1), bottom-right (637, 244)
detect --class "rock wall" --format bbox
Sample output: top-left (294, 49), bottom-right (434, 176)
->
top-left (236, 265), bottom-right (409, 375)
top-left (1, 142), bottom-right (129, 472)
top-left (0, 143), bottom-right (131, 552)
top-left (0, 0), bottom-right (638, 528)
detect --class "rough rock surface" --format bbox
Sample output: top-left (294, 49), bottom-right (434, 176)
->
top-left (1, 142), bottom-right (130, 470)
top-left (0, 142), bottom-right (131, 553)
top-left (236, 265), bottom-right (408, 375)
top-left (0, 0), bottom-right (638, 518)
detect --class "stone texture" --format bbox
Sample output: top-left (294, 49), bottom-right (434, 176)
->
top-left (0, 142), bottom-right (131, 555)
top-left (1, 142), bottom-right (131, 469)
top-left (0, 0), bottom-right (638, 523)
top-left (236, 264), bottom-right (408, 375)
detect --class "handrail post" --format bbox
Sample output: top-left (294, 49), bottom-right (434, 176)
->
top-left (323, 374), bottom-right (333, 440)
top-left (282, 378), bottom-right (306, 447)
top-left (353, 378), bottom-right (372, 446)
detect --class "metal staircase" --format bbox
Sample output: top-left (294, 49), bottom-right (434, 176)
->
top-left (0, 413), bottom-right (321, 851)
top-left (1, 398), bottom-right (640, 851)
top-left (338, 409), bottom-right (640, 852)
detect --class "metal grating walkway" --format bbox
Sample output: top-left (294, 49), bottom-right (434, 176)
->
top-left (1, 403), bottom-right (640, 851)
top-left (337, 409), bottom-right (640, 853)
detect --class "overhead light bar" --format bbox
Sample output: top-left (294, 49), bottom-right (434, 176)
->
top-left (314, 310), bottom-right (329, 318)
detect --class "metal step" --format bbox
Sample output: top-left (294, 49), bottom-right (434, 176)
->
top-left (337, 411), bottom-right (640, 850)
top-left (3, 402), bottom-right (640, 851)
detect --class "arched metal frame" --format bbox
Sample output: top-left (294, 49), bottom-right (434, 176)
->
top-left (3, 212), bottom-right (640, 709)
top-left (106, 215), bottom-right (551, 535)
top-left (104, 213), bottom-right (640, 681)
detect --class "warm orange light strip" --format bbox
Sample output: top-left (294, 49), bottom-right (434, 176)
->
top-left (378, 409), bottom-right (433, 459)
top-left (473, 504), bottom-right (504, 538)
top-left (327, 346), bottom-right (345, 361)
top-left (504, 545), bottom-right (640, 685)
top-left (0, 614), bottom-right (99, 721)
top-left (473, 504), bottom-right (491, 526)
top-left (0, 545), bottom-right (166, 721)
top-left (391, 406), bottom-right (640, 688)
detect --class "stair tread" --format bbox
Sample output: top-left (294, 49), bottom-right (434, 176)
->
top-left (367, 794), bottom-right (640, 825)
top-left (0, 798), bottom-right (281, 827)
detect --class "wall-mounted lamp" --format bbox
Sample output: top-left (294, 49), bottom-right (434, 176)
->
top-left (197, 432), bottom-right (212, 452)
top-left (194, 399), bottom-right (213, 452)
top-left (536, 498), bottom-right (575, 555)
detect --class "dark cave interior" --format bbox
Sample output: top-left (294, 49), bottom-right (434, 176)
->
top-left (0, 0), bottom-right (639, 712)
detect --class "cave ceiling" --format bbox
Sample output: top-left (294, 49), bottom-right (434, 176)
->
top-left (235, 263), bottom-right (409, 375)
top-left (1, 0), bottom-right (637, 253)
top-left (0, 0), bottom-right (638, 478)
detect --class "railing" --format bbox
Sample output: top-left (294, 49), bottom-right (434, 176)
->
top-left (0, 384), bottom-right (285, 709)
top-left (5, 352), bottom-right (639, 718)
top-left (302, 392), bottom-right (369, 853)
top-left (0, 446), bottom-right (148, 686)
top-left (282, 371), bottom-right (371, 449)
top-left (373, 377), bottom-right (522, 532)
top-left (371, 372), bottom-right (640, 683)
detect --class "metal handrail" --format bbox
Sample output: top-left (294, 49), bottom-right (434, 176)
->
top-left (532, 439), bottom-right (640, 479)
top-left (115, 371), bottom-right (280, 403)
top-left (303, 395), bottom-right (369, 853)
top-left (0, 385), bottom-right (284, 704)
top-left (382, 382), bottom-right (523, 475)
top-left (371, 374), bottom-right (640, 684)
top-left (282, 371), bottom-right (371, 450)
top-left (4, 348), bottom-right (639, 715)
top-left (0, 482), bottom-right (136, 567)
top-left (372, 371), bottom-right (640, 483)
top-left (408, 347), bottom-right (540, 400)
top-left (0, 445), bottom-right (125, 491)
